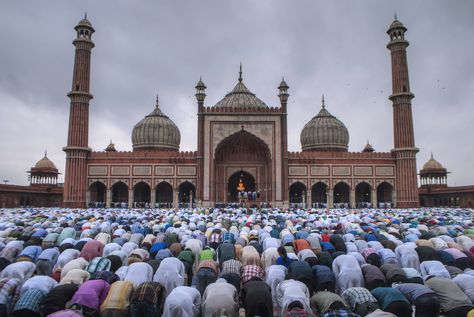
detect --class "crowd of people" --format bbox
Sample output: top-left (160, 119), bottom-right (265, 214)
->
top-left (0, 206), bottom-right (472, 317)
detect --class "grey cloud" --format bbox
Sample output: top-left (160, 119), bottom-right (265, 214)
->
top-left (0, 0), bottom-right (473, 187)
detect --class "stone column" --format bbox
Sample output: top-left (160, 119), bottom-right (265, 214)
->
top-left (190, 191), bottom-right (194, 209)
top-left (173, 188), bottom-right (179, 211)
top-left (302, 191), bottom-right (306, 209)
top-left (350, 189), bottom-right (355, 208)
top-left (128, 189), bottom-right (133, 208)
top-left (106, 189), bottom-right (111, 208)
top-left (85, 190), bottom-right (91, 207)
top-left (327, 189), bottom-right (334, 209)
top-left (371, 189), bottom-right (377, 208)
top-left (150, 188), bottom-right (156, 208)
top-left (307, 189), bottom-right (312, 209)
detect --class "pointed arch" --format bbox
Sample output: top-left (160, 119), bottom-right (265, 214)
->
top-left (156, 181), bottom-right (173, 207)
top-left (334, 182), bottom-right (350, 207)
top-left (178, 181), bottom-right (196, 207)
top-left (289, 182), bottom-right (307, 207)
top-left (355, 182), bottom-right (372, 207)
top-left (377, 182), bottom-right (393, 207)
top-left (111, 181), bottom-right (128, 204)
top-left (311, 182), bottom-right (328, 208)
top-left (89, 181), bottom-right (106, 206)
top-left (134, 181), bottom-right (151, 205)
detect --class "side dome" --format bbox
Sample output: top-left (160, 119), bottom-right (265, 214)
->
top-left (34, 152), bottom-right (57, 171)
top-left (131, 96), bottom-right (181, 151)
top-left (300, 97), bottom-right (349, 152)
top-left (214, 65), bottom-right (268, 109)
top-left (422, 153), bottom-right (445, 171)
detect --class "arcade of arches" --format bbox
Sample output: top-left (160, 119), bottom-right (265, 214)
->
top-left (88, 178), bottom-right (394, 208)
top-left (288, 181), bottom-right (394, 208)
top-left (87, 180), bottom-right (196, 208)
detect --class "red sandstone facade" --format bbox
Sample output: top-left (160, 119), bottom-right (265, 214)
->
top-left (58, 17), bottom-right (424, 209)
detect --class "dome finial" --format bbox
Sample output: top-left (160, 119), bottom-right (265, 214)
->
top-left (155, 94), bottom-right (159, 108)
top-left (238, 62), bottom-right (243, 83)
top-left (44, 149), bottom-right (47, 157)
top-left (84, 11), bottom-right (87, 19)
top-left (322, 94), bottom-right (326, 109)
top-left (431, 151), bottom-right (434, 159)
top-left (394, 12), bottom-right (397, 20)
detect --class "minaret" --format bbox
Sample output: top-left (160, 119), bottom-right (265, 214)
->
top-left (278, 78), bottom-right (289, 205)
top-left (195, 77), bottom-right (206, 203)
top-left (387, 17), bottom-right (419, 208)
top-left (63, 15), bottom-right (95, 208)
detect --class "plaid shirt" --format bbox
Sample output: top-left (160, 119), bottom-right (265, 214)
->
top-left (13, 289), bottom-right (47, 313)
top-left (222, 232), bottom-right (235, 244)
top-left (198, 260), bottom-right (218, 273)
top-left (221, 259), bottom-right (242, 276)
top-left (341, 287), bottom-right (378, 309)
top-left (86, 257), bottom-right (111, 274)
top-left (361, 248), bottom-right (376, 260)
top-left (131, 282), bottom-right (164, 305)
top-left (322, 309), bottom-right (361, 317)
top-left (0, 278), bottom-right (20, 305)
top-left (241, 265), bottom-right (264, 284)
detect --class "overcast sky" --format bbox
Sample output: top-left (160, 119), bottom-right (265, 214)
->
top-left (1, 1), bottom-right (473, 187)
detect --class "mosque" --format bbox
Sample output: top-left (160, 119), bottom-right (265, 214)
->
top-left (1, 16), bottom-right (473, 209)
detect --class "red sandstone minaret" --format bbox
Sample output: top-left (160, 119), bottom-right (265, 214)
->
top-left (63, 15), bottom-right (95, 208)
top-left (387, 16), bottom-right (419, 208)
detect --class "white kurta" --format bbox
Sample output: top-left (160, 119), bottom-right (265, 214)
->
top-left (153, 257), bottom-right (185, 296)
top-left (265, 265), bottom-right (287, 306)
top-left (124, 262), bottom-right (153, 288)
top-left (332, 254), bottom-right (364, 293)
top-left (276, 279), bottom-right (315, 317)
top-left (162, 286), bottom-right (201, 317)
top-left (201, 279), bottom-right (238, 317)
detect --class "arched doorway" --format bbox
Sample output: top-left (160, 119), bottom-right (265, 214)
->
top-left (89, 181), bottom-right (106, 207)
top-left (156, 182), bottom-right (173, 208)
top-left (334, 182), bottom-right (350, 208)
top-left (214, 130), bottom-right (271, 203)
top-left (134, 182), bottom-right (150, 207)
top-left (111, 182), bottom-right (128, 207)
top-left (227, 171), bottom-right (256, 203)
top-left (377, 182), bottom-right (393, 208)
top-left (355, 182), bottom-right (371, 208)
top-left (179, 182), bottom-right (196, 208)
top-left (311, 182), bottom-right (327, 208)
top-left (289, 182), bottom-right (307, 208)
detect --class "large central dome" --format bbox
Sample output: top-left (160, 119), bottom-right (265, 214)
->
top-left (300, 97), bottom-right (349, 151)
top-left (131, 96), bottom-right (181, 151)
top-left (214, 66), bottom-right (268, 109)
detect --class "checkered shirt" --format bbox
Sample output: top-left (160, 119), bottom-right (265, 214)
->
top-left (131, 282), bottom-right (164, 305)
top-left (341, 287), bottom-right (378, 310)
top-left (241, 265), bottom-right (265, 284)
top-left (221, 259), bottom-right (242, 276)
top-left (13, 289), bottom-right (47, 313)
top-left (361, 248), bottom-right (376, 260)
top-left (86, 257), bottom-right (111, 274)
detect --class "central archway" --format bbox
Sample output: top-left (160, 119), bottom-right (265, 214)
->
top-left (214, 130), bottom-right (271, 203)
top-left (227, 171), bottom-right (256, 202)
